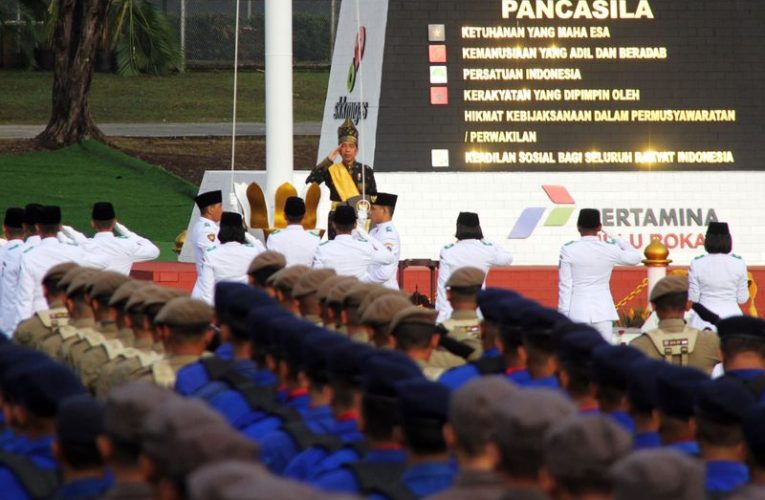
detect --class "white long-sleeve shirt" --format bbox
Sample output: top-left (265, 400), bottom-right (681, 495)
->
top-left (367, 221), bottom-right (401, 289)
top-left (0, 239), bottom-right (25, 335)
top-left (190, 217), bottom-right (220, 275)
top-left (266, 225), bottom-right (321, 267)
top-left (16, 237), bottom-right (86, 323)
top-left (557, 235), bottom-right (642, 324)
top-left (435, 239), bottom-right (514, 322)
top-left (688, 252), bottom-right (748, 329)
top-left (81, 230), bottom-right (160, 275)
top-left (313, 234), bottom-right (396, 281)
top-left (191, 241), bottom-right (266, 304)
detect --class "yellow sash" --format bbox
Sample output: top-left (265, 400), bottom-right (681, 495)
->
top-left (328, 163), bottom-right (361, 202)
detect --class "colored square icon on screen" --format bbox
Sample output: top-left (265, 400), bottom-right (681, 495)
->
top-left (432, 149), bottom-right (450, 168)
top-left (429, 45), bottom-right (447, 63)
top-left (430, 86), bottom-right (448, 105)
top-left (430, 66), bottom-right (448, 84)
top-left (428, 24), bottom-right (446, 42)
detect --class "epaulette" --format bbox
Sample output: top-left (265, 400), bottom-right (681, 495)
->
top-left (605, 240), bottom-right (616, 245)
top-left (357, 237), bottom-right (368, 243)
top-left (270, 229), bottom-right (281, 235)
top-left (243, 243), bottom-right (254, 248)
top-left (693, 254), bottom-right (707, 260)
top-left (564, 240), bottom-right (576, 246)
top-left (731, 254), bottom-right (743, 260)
top-left (205, 246), bottom-right (217, 253)
top-left (83, 329), bottom-right (105, 347)
top-left (320, 241), bottom-right (330, 246)
top-left (481, 240), bottom-right (494, 246)
top-left (443, 243), bottom-right (455, 250)
top-left (22, 247), bottom-right (34, 254)
top-left (57, 325), bottom-right (80, 340)
top-left (309, 230), bottom-right (321, 238)
top-left (102, 339), bottom-right (125, 360)
top-left (7, 243), bottom-right (20, 251)
top-left (151, 360), bottom-right (177, 388)
top-left (117, 235), bottom-right (128, 239)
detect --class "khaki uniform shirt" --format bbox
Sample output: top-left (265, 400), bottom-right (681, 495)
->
top-left (65, 321), bottom-right (120, 370)
top-left (425, 470), bottom-right (529, 500)
top-left (630, 318), bottom-right (721, 375)
top-left (441, 310), bottom-right (483, 361)
top-left (134, 353), bottom-right (203, 389)
top-left (94, 336), bottom-right (160, 398)
top-left (416, 357), bottom-right (447, 381)
top-left (40, 317), bottom-right (97, 361)
top-left (13, 301), bottom-right (69, 349)
top-left (428, 348), bottom-right (467, 371)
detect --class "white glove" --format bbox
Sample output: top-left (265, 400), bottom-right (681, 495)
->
top-left (243, 232), bottom-right (260, 246)
top-left (62, 225), bottom-right (88, 244)
top-left (114, 222), bottom-right (132, 237)
top-left (56, 231), bottom-right (73, 244)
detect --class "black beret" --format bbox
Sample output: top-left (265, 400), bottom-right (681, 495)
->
top-left (0, 345), bottom-right (47, 390)
top-left (333, 205), bottom-right (357, 225)
top-left (592, 344), bottom-right (645, 389)
top-left (706, 222), bottom-right (730, 236)
top-left (23, 203), bottom-right (43, 226)
top-left (328, 342), bottom-right (376, 384)
top-left (370, 193), bottom-right (398, 208)
top-left (656, 365), bottom-right (708, 419)
top-left (301, 332), bottom-right (348, 378)
top-left (556, 329), bottom-right (607, 365)
top-left (395, 379), bottom-right (450, 421)
top-left (577, 208), bottom-right (601, 229)
top-left (456, 212), bottom-right (480, 227)
top-left (4, 360), bottom-right (86, 417)
top-left (284, 197), bottom-right (306, 218)
top-left (220, 211), bottom-right (243, 228)
top-left (56, 395), bottom-right (104, 444)
top-left (3, 207), bottom-right (24, 229)
top-left (476, 288), bottom-right (523, 323)
top-left (38, 205), bottom-right (62, 225)
top-left (717, 316), bottom-right (765, 341)
top-left (627, 358), bottom-right (667, 413)
top-left (362, 351), bottom-right (424, 397)
top-left (194, 190), bottom-right (222, 209)
top-left (695, 378), bottom-right (756, 425)
top-left (92, 202), bottom-right (116, 221)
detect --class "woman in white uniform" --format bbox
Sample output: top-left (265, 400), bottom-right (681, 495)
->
top-left (688, 222), bottom-right (748, 330)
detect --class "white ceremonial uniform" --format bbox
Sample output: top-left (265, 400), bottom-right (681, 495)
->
top-left (266, 224), bottom-right (321, 267)
top-left (367, 221), bottom-right (400, 289)
top-left (192, 241), bottom-right (266, 304)
top-left (0, 239), bottom-right (25, 335)
top-left (190, 217), bottom-right (220, 275)
top-left (16, 237), bottom-right (86, 322)
top-left (25, 235), bottom-right (41, 247)
top-left (558, 235), bottom-right (642, 341)
top-left (313, 234), bottom-right (396, 281)
top-left (81, 228), bottom-right (160, 275)
top-left (435, 239), bottom-right (514, 323)
top-left (688, 253), bottom-right (748, 330)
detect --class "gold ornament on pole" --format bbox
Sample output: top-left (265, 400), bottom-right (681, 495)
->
top-left (642, 238), bottom-right (671, 267)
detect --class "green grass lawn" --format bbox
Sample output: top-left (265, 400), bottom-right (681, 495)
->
top-left (0, 69), bottom-right (328, 124)
top-left (0, 141), bottom-right (197, 260)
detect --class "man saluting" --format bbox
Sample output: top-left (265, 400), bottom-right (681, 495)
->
top-left (307, 118), bottom-right (376, 237)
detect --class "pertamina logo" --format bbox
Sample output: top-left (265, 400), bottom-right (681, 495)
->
top-left (509, 185), bottom-right (576, 239)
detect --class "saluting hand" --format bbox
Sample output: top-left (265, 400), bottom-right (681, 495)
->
top-left (327, 146), bottom-right (341, 163)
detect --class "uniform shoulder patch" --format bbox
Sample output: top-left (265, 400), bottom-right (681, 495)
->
top-left (203, 222), bottom-right (211, 228)
top-left (385, 226), bottom-right (393, 233)
top-left (206, 234), bottom-right (216, 242)
top-left (151, 360), bottom-right (177, 388)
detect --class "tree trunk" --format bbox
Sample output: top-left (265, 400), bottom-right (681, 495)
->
top-left (35, 0), bottom-right (112, 149)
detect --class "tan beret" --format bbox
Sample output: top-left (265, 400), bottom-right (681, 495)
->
top-left (105, 382), bottom-right (178, 442)
top-left (343, 283), bottom-right (377, 308)
top-left (358, 287), bottom-right (404, 317)
top-left (360, 294), bottom-right (413, 327)
top-left (269, 265), bottom-right (310, 291)
top-left (326, 277), bottom-right (361, 306)
top-left (65, 269), bottom-right (101, 297)
top-left (43, 262), bottom-right (79, 285)
top-left (649, 275), bottom-right (689, 302)
top-left (387, 306), bottom-right (438, 335)
top-left (154, 297), bottom-right (213, 327)
top-left (88, 271), bottom-right (132, 301)
top-left (124, 285), bottom-right (162, 313)
top-left (292, 269), bottom-right (337, 299)
top-left (142, 398), bottom-right (257, 480)
top-left (108, 280), bottom-right (152, 308)
top-left (316, 276), bottom-right (353, 303)
top-left (188, 461), bottom-right (322, 500)
top-left (144, 287), bottom-right (188, 311)
top-left (248, 251), bottom-right (287, 275)
top-left (446, 266), bottom-right (486, 288)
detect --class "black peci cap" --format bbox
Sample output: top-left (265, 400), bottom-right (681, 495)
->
top-left (334, 205), bottom-right (357, 225)
top-left (577, 208), bottom-right (601, 229)
top-left (284, 197), bottom-right (306, 218)
top-left (3, 207), bottom-right (24, 229)
top-left (706, 222), bottom-right (730, 236)
top-left (38, 206), bottom-right (62, 225)
top-left (194, 190), bottom-right (223, 210)
top-left (23, 203), bottom-right (43, 226)
top-left (220, 212), bottom-right (243, 228)
top-left (91, 202), bottom-right (116, 221)
top-left (370, 193), bottom-right (398, 209)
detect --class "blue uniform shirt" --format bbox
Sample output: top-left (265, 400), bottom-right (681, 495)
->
top-left (0, 435), bottom-right (57, 500)
top-left (54, 473), bottom-right (114, 500)
top-left (259, 404), bottom-right (336, 474)
top-left (605, 410), bottom-right (635, 434)
top-left (399, 461), bottom-right (456, 498)
top-left (438, 349), bottom-right (501, 390)
top-left (314, 447), bottom-right (407, 494)
top-left (705, 460), bottom-right (750, 494)
top-left (284, 415), bottom-right (363, 480)
top-left (215, 342), bottom-right (234, 360)
top-left (666, 440), bottom-right (700, 456)
top-left (242, 388), bottom-right (312, 442)
top-left (633, 432), bottom-right (661, 450)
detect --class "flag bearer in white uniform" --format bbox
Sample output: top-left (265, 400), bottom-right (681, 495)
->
top-left (22, 204), bottom-right (43, 248)
top-left (557, 208), bottom-right (643, 342)
top-left (367, 192), bottom-right (401, 289)
top-left (16, 206), bottom-right (86, 322)
top-left (266, 197), bottom-right (321, 267)
top-left (313, 205), bottom-right (396, 280)
top-left (192, 212), bottom-right (265, 304)
top-left (0, 208), bottom-right (27, 336)
top-left (435, 212), bottom-right (513, 323)
top-left (189, 190), bottom-right (223, 277)
top-left (688, 222), bottom-right (748, 331)
top-left (80, 202), bottom-right (160, 275)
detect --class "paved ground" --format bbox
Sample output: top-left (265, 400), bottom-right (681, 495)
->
top-left (0, 122), bottom-right (322, 139)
